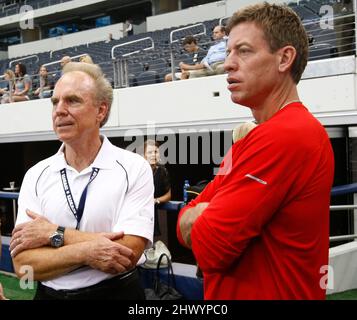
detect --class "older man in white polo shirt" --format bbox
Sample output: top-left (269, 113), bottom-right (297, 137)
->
top-left (10, 62), bottom-right (154, 300)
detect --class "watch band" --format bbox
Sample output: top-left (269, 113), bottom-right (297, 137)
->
top-left (57, 226), bottom-right (65, 234)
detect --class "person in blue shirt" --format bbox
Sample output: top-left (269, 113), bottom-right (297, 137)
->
top-left (186, 25), bottom-right (227, 79)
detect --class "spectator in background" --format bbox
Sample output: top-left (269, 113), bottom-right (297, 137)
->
top-left (79, 54), bottom-right (94, 64)
top-left (34, 65), bottom-right (54, 99)
top-left (105, 33), bottom-right (114, 43)
top-left (123, 19), bottom-right (133, 37)
top-left (11, 63), bottom-right (32, 102)
top-left (143, 140), bottom-right (171, 237)
top-left (186, 25), bottom-right (227, 79)
top-left (232, 121), bottom-right (257, 143)
top-left (60, 56), bottom-right (71, 71)
top-left (0, 69), bottom-right (15, 104)
top-left (164, 36), bottom-right (206, 81)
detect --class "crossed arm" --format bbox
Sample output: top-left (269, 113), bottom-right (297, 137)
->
top-left (11, 210), bottom-right (146, 281)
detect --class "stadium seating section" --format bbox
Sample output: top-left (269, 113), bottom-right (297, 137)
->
top-left (0, 0), bottom-right (355, 90)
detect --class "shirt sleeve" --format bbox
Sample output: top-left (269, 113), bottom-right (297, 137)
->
top-left (190, 133), bottom-right (317, 273)
top-left (113, 160), bottom-right (155, 248)
top-left (16, 168), bottom-right (43, 226)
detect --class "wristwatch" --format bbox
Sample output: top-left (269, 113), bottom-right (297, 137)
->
top-left (50, 226), bottom-right (65, 248)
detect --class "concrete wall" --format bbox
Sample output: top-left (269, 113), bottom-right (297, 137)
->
top-left (8, 22), bottom-right (124, 58)
top-left (146, 0), bottom-right (288, 32)
top-left (0, 57), bottom-right (356, 142)
top-left (328, 241), bottom-right (357, 294)
top-left (147, 1), bottom-right (227, 32)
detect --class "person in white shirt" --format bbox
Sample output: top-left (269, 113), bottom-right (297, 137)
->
top-left (10, 62), bottom-right (154, 300)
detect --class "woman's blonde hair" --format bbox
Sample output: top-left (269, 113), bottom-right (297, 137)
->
top-left (79, 54), bottom-right (94, 64)
top-left (232, 122), bottom-right (257, 143)
top-left (4, 69), bottom-right (15, 79)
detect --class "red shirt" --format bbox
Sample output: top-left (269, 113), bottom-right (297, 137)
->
top-left (177, 103), bottom-right (334, 300)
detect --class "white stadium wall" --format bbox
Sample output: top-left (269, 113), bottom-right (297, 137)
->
top-left (0, 56), bottom-right (356, 143)
top-left (8, 22), bottom-right (124, 58)
top-left (146, 0), bottom-right (287, 32)
top-left (147, 1), bottom-right (227, 32)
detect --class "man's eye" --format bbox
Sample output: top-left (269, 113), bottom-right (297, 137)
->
top-left (239, 48), bottom-right (250, 55)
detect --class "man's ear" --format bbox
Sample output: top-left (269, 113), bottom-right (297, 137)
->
top-left (278, 45), bottom-right (296, 73)
top-left (97, 102), bottom-right (108, 124)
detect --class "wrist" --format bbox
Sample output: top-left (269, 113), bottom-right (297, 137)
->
top-left (155, 198), bottom-right (160, 204)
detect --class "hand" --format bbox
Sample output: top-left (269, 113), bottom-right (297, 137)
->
top-left (180, 202), bottom-right (209, 248)
top-left (195, 202), bottom-right (209, 215)
top-left (0, 283), bottom-right (8, 300)
top-left (10, 209), bottom-right (57, 258)
top-left (83, 236), bottom-right (135, 274)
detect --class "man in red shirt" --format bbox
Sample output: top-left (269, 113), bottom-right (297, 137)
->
top-left (177, 3), bottom-right (334, 300)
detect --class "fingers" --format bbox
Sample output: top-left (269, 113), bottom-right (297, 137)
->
top-left (10, 239), bottom-right (27, 258)
top-left (9, 235), bottom-right (21, 251)
top-left (12, 224), bottom-right (25, 236)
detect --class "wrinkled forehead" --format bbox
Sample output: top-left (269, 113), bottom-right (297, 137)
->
top-left (227, 21), bottom-right (267, 49)
top-left (53, 71), bottom-right (95, 97)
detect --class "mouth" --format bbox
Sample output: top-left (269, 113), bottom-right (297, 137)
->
top-left (226, 77), bottom-right (242, 91)
top-left (56, 122), bottom-right (74, 128)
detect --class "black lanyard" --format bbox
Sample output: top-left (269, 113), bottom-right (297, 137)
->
top-left (60, 167), bottom-right (99, 230)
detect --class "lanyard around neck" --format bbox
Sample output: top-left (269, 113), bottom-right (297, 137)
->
top-left (60, 167), bottom-right (99, 230)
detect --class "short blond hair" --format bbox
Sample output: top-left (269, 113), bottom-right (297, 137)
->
top-left (62, 62), bottom-right (113, 127)
top-left (232, 122), bottom-right (257, 143)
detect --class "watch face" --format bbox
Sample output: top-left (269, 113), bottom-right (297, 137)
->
top-left (51, 234), bottom-right (64, 248)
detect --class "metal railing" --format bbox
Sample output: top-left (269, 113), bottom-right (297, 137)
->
top-left (111, 37), bottom-right (155, 88)
top-left (330, 182), bottom-right (357, 242)
top-left (9, 55), bottom-right (39, 68)
top-left (111, 37), bottom-right (154, 60)
top-left (43, 53), bottom-right (90, 68)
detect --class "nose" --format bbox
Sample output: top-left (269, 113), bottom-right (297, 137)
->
top-left (53, 99), bottom-right (68, 117)
top-left (224, 51), bottom-right (236, 73)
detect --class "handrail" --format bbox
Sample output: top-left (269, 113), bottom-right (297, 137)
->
top-left (43, 53), bottom-right (89, 68)
top-left (0, 191), bottom-right (19, 200)
top-left (9, 55), bottom-right (39, 68)
top-left (331, 182), bottom-right (357, 196)
top-left (169, 23), bottom-right (206, 44)
top-left (330, 234), bottom-right (357, 242)
top-left (111, 37), bottom-right (154, 59)
top-left (219, 16), bottom-right (230, 26)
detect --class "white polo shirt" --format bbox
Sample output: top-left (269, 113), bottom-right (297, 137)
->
top-left (16, 135), bottom-right (154, 290)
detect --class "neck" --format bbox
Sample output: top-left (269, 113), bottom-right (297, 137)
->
top-left (252, 82), bottom-right (300, 124)
top-left (64, 136), bottom-right (102, 172)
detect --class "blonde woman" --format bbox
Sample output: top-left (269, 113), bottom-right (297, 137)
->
top-left (79, 54), bottom-right (94, 64)
top-left (0, 69), bottom-right (15, 104)
top-left (232, 121), bottom-right (257, 143)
